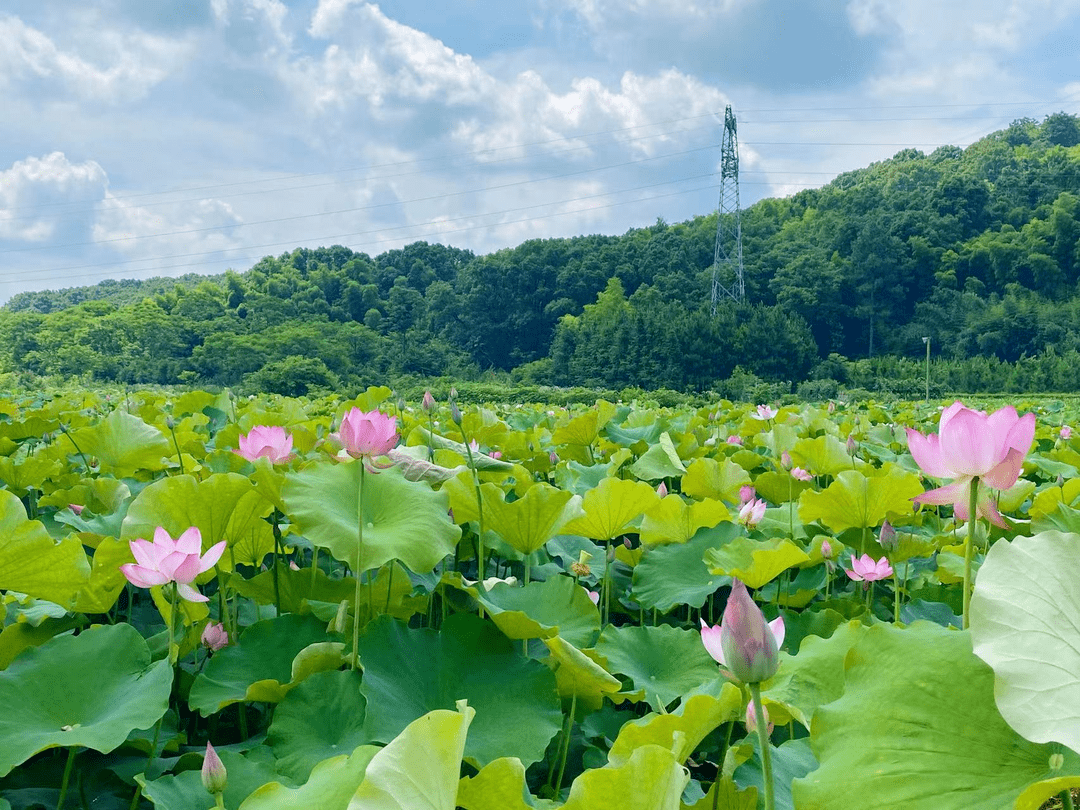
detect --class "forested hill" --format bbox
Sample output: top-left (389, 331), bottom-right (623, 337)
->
top-left (3, 112), bottom-right (1080, 397)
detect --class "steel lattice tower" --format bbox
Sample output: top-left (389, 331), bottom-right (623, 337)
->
top-left (710, 105), bottom-right (744, 313)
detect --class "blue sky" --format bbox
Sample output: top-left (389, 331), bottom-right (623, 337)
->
top-left (0, 0), bottom-right (1078, 302)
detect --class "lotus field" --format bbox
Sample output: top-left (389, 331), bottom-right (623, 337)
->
top-left (4, 387), bottom-right (1080, 810)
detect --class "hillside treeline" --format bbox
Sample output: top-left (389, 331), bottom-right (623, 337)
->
top-left (2, 112), bottom-right (1079, 396)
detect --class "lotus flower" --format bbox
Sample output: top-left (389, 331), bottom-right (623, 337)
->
top-left (201, 742), bottom-right (227, 795)
top-left (235, 425), bottom-right (294, 464)
top-left (726, 435), bottom-right (744, 446)
top-left (845, 553), bottom-right (893, 582)
top-left (905, 401), bottom-right (1034, 527)
top-left (878, 520), bottom-right (897, 552)
top-left (120, 527), bottom-right (226, 603)
top-left (751, 404), bottom-right (777, 421)
top-left (334, 408), bottom-right (398, 460)
top-left (745, 700), bottom-right (774, 735)
top-left (421, 390), bottom-right (435, 413)
top-left (701, 579), bottom-right (784, 684)
top-left (1061, 425), bottom-right (1072, 440)
top-left (791, 467), bottom-right (813, 482)
top-left (201, 621), bottom-right (229, 652)
top-left (656, 482), bottom-right (668, 498)
top-left (738, 497), bottom-right (766, 528)
top-left (739, 485), bottom-right (756, 504)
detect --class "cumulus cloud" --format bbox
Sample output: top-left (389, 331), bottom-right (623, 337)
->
top-left (0, 153), bottom-right (108, 243)
top-left (93, 196), bottom-right (245, 264)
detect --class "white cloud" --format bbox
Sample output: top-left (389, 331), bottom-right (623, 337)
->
top-left (0, 153), bottom-right (107, 243)
top-left (93, 196), bottom-right (245, 263)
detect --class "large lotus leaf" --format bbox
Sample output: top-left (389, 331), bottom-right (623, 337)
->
top-left (266, 669), bottom-right (369, 783)
top-left (68, 408), bottom-right (171, 477)
top-left (440, 473), bottom-right (492, 526)
top-left (74, 535), bottom-right (131, 614)
top-left (1030, 479), bottom-right (1080, 518)
top-left (683, 778), bottom-right (757, 810)
top-left (792, 622), bottom-right (1080, 809)
top-left (639, 496), bottom-right (729, 547)
top-left (282, 462), bottom-right (459, 574)
top-left (358, 614), bottom-right (561, 769)
top-left (411, 427), bottom-right (513, 472)
top-left (595, 625), bottom-right (718, 711)
top-left (608, 686), bottom-right (742, 767)
top-left (456, 757), bottom-right (533, 810)
top-left (0, 453), bottom-right (61, 496)
top-left (560, 744), bottom-right (689, 810)
top-left (751, 470), bottom-right (812, 505)
top-left (627, 433), bottom-right (687, 481)
top-left (0, 490), bottom-right (90, 608)
top-left (238, 743), bottom-right (379, 810)
top-left (798, 466), bottom-right (922, 533)
top-left (791, 435), bottom-right (864, 477)
top-left (970, 530), bottom-right (1080, 754)
top-left (188, 613), bottom-right (332, 715)
top-left (605, 420), bottom-right (663, 448)
top-left (735, 736), bottom-right (817, 810)
top-left (474, 576), bottom-right (600, 648)
top-left (0, 623), bottom-right (171, 777)
top-left (543, 635), bottom-right (622, 712)
top-left (482, 483), bottom-right (585, 556)
top-left (121, 473), bottom-right (274, 568)
top-left (562, 478), bottom-right (660, 541)
top-left (703, 535), bottom-right (810, 589)
top-left (351, 704), bottom-right (474, 810)
top-left (682, 458), bottom-right (751, 503)
top-left (0, 614), bottom-right (83, 670)
top-left (632, 523), bottom-right (740, 612)
top-left (232, 563), bottom-right (356, 612)
top-left (552, 403), bottom-right (617, 447)
top-left (139, 747), bottom-right (282, 810)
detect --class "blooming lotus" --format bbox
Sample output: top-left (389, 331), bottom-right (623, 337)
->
top-left (120, 527), bottom-right (226, 603)
top-left (334, 408), bottom-right (398, 460)
top-left (905, 401), bottom-right (1034, 527)
top-left (751, 404), bottom-right (777, 421)
top-left (700, 579), bottom-right (784, 683)
top-left (726, 435), bottom-right (743, 446)
top-left (1062, 425), bottom-right (1072, 440)
top-left (791, 467), bottom-right (813, 482)
top-left (235, 425), bottom-right (294, 464)
top-left (845, 553), bottom-right (893, 582)
top-left (738, 497), bottom-right (766, 528)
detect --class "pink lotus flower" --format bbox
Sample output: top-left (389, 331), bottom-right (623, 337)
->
top-left (780, 451), bottom-right (792, 470)
top-left (906, 401), bottom-right (1034, 527)
top-left (201, 621), bottom-right (229, 651)
top-left (334, 408), bottom-right (398, 460)
top-left (202, 742), bottom-right (227, 795)
top-left (421, 390), bottom-right (435, 413)
top-left (490, 450), bottom-right (503, 460)
top-left (120, 527), bottom-right (226, 603)
top-left (739, 497), bottom-right (767, 528)
top-left (701, 580), bottom-right (784, 684)
top-left (726, 435), bottom-right (744, 445)
top-left (69, 503), bottom-right (85, 516)
top-left (820, 539), bottom-right (833, 558)
top-left (791, 467), bottom-right (813, 482)
top-left (1061, 425), bottom-right (1072, 440)
top-left (235, 425), bottom-right (294, 464)
top-left (739, 485), bottom-right (756, 504)
top-left (656, 482), bottom-right (668, 498)
top-left (845, 553), bottom-right (893, 582)
top-left (751, 404), bottom-right (777, 421)
top-left (587, 590), bottom-right (600, 605)
top-left (745, 700), bottom-right (773, 735)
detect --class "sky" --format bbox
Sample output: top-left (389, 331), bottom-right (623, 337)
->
top-left (1, 0), bottom-right (1079, 303)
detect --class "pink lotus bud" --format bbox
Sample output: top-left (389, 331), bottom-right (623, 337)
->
top-left (490, 450), bottom-right (502, 460)
top-left (791, 467), bottom-right (813, 482)
top-left (878, 520), bottom-right (897, 552)
top-left (846, 435), bottom-right (857, 455)
top-left (449, 386), bottom-right (458, 400)
top-left (827, 401), bottom-right (836, 413)
top-left (745, 699), bottom-right (774, 735)
top-left (201, 621), bottom-right (228, 652)
top-left (289, 560), bottom-right (300, 571)
top-left (657, 482), bottom-right (668, 498)
top-left (711, 579), bottom-right (784, 684)
top-left (726, 435), bottom-right (743, 445)
top-left (781, 451), bottom-right (792, 470)
top-left (587, 590), bottom-right (600, 605)
top-left (739, 485), bottom-right (756, 504)
top-left (202, 742), bottom-right (227, 795)
top-left (820, 539), bottom-right (833, 558)
top-left (69, 504), bottom-right (85, 516)
top-left (738, 497), bottom-right (766, 528)
top-left (450, 401), bottom-right (463, 425)
top-left (1062, 425), bottom-right (1072, 440)
top-left (421, 390), bottom-right (435, 413)
top-left (549, 451), bottom-right (559, 465)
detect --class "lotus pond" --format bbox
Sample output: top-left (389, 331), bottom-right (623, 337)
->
top-left (1, 387), bottom-right (1080, 810)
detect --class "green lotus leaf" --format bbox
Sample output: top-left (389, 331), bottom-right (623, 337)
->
top-left (267, 669), bottom-right (370, 784)
top-left (608, 685), bottom-right (742, 767)
top-left (282, 462), bottom-right (459, 574)
top-left (0, 489), bottom-right (90, 609)
top-left (0, 623), bottom-right (171, 777)
top-left (1029, 479), bottom-right (1080, 519)
top-left (474, 576), bottom-right (600, 648)
top-left (351, 703), bottom-right (474, 810)
top-left (562, 478), bottom-right (660, 541)
top-left (1015, 776), bottom-right (1080, 810)
top-left (238, 742), bottom-right (379, 810)
top-left (121, 473), bottom-right (274, 568)
top-left (792, 622), bottom-right (1080, 809)
top-left (74, 535), bottom-right (132, 614)
top-left (798, 466), bottom-right (922, 533)
top-left (735, 737), bottom-right (817, 809)
top-left (358, 614), bottom-right (561, 769)
top-left (67, 408), bottom-right (171, 477)
top-left (605, 420), bottom-right (663, 448)
top-left (751, 470), bottom-right (812, 505)
top-left (627, 433), bottom-right (687, 481)
top-left (703, 535), bottom-right (810, 589)
top-left (998, 478), bottom-right (1036, 514)
top-left (560, 744), bottom-right (689, 810)
top-left (970, 530), bottom-right (1080, 754)
top-left (542, 635), bottom-right (622, 712)
top-left (552, 402), bottom-right (617, 447)
top-left (595, 625), bottom-right (718, 711)
top-left (763, 620), bottom-right (867, 729)
top-left (0, 453), bottom-right (61, 496)
top-left (682, 458), bottom-right (751, 503)
top-left (632, 523), bottom-right (739, 612)
top-left (682, 777), bottom-right (757, 810)
top-left (456, 757), bottom-right (533, 810)
top-left (231, 562), bottom-right (356, 613)
top-left (639, 496), bottom-right (729, 547)
top-left (411, 428), bottom-right (513, 472)
top-left (791, 434), bottom-right (864, 477)
top-left (483, 483), bottom-right (585, 556)
top-left (188, 613), bottom-right (332, 715)
top-left (0, 614), bottom-right (83, 670)
top-left (140, 747), bottom-right (283, 810)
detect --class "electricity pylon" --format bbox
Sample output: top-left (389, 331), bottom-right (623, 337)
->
top-left (710, 105), bottom-right (744, 313)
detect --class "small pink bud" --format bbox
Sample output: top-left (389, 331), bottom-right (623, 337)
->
top-left (202, 742), bottom-right (227, 795)
top-left (549, 451), bottom-right (559, 465)
top-left (739, 485), bottom-right (756, 504)
top-left (450, 401), bottom-right (463, 425)
top-left (726, 435), bottom-right (743, 445)
top-left (201, 621), bottom-right (229, 652)
top-left (656, 482), bottom-right (668, 498)
top-left (820, 540), bottom-right (833, 559)
top-left (847, 435), bottom-right (857, 455)
top-left (421, 390), bottom-right (435, 413)
top-left (490, 450), bottom-right (502, 459)
top-left (827, 401), bottom-right (836, 413)
top-left (69, 503), bottom-right (85, 516)
top-left (587, 590), bottom-right (600, 605)
top-left (716, 580), bottom-right (784, 684)
top-left (289, 560), bottom-right (300, 571)
top-left (878, 520), bottom-right (898, 552)
top-left (1062, 425), bottom-right (1072, 440)
top-left (781, 451), bottom-right (792, 470)
top-left (745, 700), bottom-right (773, 735)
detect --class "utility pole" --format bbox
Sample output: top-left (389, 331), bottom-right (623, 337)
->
top-left (711, 105), bottom-right (744, 314)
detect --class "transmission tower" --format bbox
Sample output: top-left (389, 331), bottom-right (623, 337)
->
top-left (710, 105), bottom-right (744, 313)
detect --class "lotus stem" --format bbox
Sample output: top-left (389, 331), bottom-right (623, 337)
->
top-left (963, 476), bottom-right (979, 630)
top-left (271, 509), bottom-right (283, 615)
top-left (459, 425), bottom-right (487, 582)
top-left (1061, 789), bottom-right (1075, 810)
top-left (749, 683), bottom-right (775, 810)
top-left (168, 423), bottom-right (185, 476)
top-left (352, 464), bottom-right (366, 670)
top-left (128, 715), bottom-right (165, 810)
top-left (552, 690), bottom-right (577, 798)
top-left (57, 745), bottom-right (77, 810)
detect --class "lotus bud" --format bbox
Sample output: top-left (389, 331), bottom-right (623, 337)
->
top-left (549, 450), bottom-right (559, 465)
top-left (202, 742), bottom-right (227, 795)
top-left (449, 386), bottom-right (458, 400)
top-left (739, 485), bottom-right (755, 504)
top-left (201, 621), bottom-right (228, 652)
top-left (1058, 474), bottom-right (1066, 488)
top-left (450, 401), bottom-right (463, 426)
top-left (827, 400), bottom-right (836, 413)
top-left (69, 503), bottom-right (85, 516)
top-left (781, 451), bottom-right (792, 470)
top-left (726, 434), bottom-right (743, 445)
top-left (657, 482), bottom-right (668, 498)
top-left (329, 599), bottom-right (349, 635)
top-left (1061, 426), bottom-right (1072, 440)
top-left (421, 390), bottom-right (435, 413)
top-left (879, 520), bottom-right (898, 552)
top-left (745, 699), bottom-right (773, 735)
top-left (846, 435), bottom-right (857, 455)
top-left (165, 415), bottom-right (176, 430)
top-left (820, 539), bottom-right (833, 559)
top-left (719, 579), bottom-right (782, 684)
top-left (587, 590), bottom-right (600, 605)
